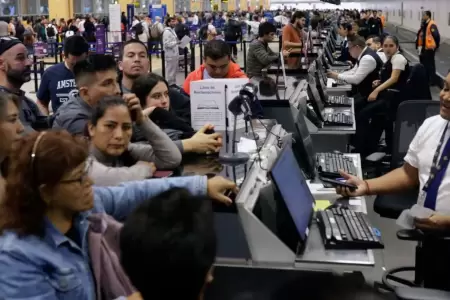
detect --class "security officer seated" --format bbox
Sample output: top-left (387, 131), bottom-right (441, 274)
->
top-left (327, 34), bottom-right (383, 157)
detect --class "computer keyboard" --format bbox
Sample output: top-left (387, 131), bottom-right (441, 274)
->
top-left (317, 207), bottom-right (384, 250)
top-left (332, 61), bottom-right (349, 66)
top-left (322, 111), bottom-right (353, 126)
top-left (327, 95), bottom-right (352, 107)
top-left (316, 152), bottom-right (357, 178)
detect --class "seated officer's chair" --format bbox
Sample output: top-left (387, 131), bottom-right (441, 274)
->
top-left (372, 100), bottom-right (440, 218)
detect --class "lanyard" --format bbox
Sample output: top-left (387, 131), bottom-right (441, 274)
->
top-left (423, 123), bottom-right (450, 191)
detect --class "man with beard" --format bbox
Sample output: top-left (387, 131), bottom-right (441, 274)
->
top-left (282, 11), bottom-right (306, 68)
top-left (0, 37), bottom-right (47, 132)
top-left (162, 16), bottom-right (179, 86)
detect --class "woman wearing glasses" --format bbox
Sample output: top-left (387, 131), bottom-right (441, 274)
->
top-left (0, 130), bottom-right (237, 299)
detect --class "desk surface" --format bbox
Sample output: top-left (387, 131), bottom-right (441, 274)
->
top-left (326, 78), bottom-right (352, 91)
top-left (296, 154), bottom-right (375, 270)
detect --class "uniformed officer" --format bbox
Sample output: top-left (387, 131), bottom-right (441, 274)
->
top-left (416, 10), bottom-right (440, 86)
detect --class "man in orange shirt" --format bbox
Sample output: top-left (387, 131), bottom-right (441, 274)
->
top-left (281, 11), bottom-right (306, 68)
top-left (183, 39), bottom-right (247, 95)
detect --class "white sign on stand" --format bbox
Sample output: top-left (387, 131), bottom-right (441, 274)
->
top-left (190, 78), bottom-right (249, 132)
top-left (108, 4), bottom-right (122, 43)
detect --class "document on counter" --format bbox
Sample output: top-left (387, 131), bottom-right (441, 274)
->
top-left (179, 36), bottom-right (191, 49)
top-left (190, 79), bottom-right (249, 132)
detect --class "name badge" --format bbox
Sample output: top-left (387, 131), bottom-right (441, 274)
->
top-left (417, 190), bottom-right (427, 206)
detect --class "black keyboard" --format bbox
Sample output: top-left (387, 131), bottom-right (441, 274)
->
top-left (331, 61), bottom-right (349, 67)
top-left (322, 112), bottom-right (353, 126)
top-left (326, 95), bottom-right (352, 107)
top-left (316, 152), bottom-right (357, 178)
top-left (317, 207), bottom-right (384, 250)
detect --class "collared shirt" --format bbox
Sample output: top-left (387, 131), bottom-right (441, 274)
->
top-left (337, 46), bottom-right (377, 85)
top-left (0, 176), bottom-right (208, 299)
top-left (404, 115), bottom-right (450, 212)
top-left (377, 49), bottom-right (387, 63)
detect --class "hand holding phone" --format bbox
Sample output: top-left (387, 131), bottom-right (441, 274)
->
top-left (320, 177), bottom-right (357, 191)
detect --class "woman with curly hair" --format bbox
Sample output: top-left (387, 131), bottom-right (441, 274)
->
top-left (0, 130), bottom-right (236, 299)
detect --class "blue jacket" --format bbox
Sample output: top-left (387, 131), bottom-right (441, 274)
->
top-left (0, 176), bottom-right (207, 299)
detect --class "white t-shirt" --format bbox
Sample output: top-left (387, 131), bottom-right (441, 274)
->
top-left (207, 24), bottom-right (216, 34)
top-left (404, 115), bottom-right (450, 212)
top-left (390, 53), bottom-right (408, 71)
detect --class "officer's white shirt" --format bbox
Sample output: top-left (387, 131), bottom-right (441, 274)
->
top-left (404, 115), bottom-right (450, 213)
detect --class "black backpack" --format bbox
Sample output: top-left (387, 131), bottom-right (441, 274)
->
top-left (133, 22), bottom-right (144, 35)
top-left (199, 24), bottom-right (208, 40)
top-left (46, 26), bottom-right (56, 37)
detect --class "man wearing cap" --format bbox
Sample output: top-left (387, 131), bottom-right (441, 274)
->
top-left (0, 37), bottom-right (48, 132)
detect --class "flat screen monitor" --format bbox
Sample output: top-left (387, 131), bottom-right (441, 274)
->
top-left (269, 145), bottom-right (314, 251)
top-left (315, 69), bottom-right (329, 102)
top-left (307, 74), bottom-right (325, 121)
top-left (294, 105), bottom-right (316, 179)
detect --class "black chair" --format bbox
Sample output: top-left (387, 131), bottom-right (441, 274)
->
top-left (372, 100), bottom-right (440, 219)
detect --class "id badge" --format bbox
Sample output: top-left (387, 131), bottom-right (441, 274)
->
top-left (417, 190), bottom-right (427, 206)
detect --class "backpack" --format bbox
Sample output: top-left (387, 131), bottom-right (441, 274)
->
top-left (46, 26), bottom-right (56, 37)
top-left (199, 24), bottom-right (208, 40)
top-left (132, 22), bottom-right (144, 35)
top-left (150, 23), bottom-right (162, 38)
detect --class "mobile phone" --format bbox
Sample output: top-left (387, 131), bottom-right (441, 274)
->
top-left (320, 177), bottom-right (357, 191)
top-left (153, 170), bottom-right (174, 178)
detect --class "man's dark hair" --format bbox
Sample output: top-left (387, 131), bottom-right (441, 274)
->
top-left (339, 22), bottom-right (352, 31)
top-left (291, 11), bottom-right (305, 23)
top-left (120, 188), bottom-right (216, 300)
top-left (258, 22), bottom-right (276, 37)
top-left (204, 39), bottom-right (231, 60)
top-left (347, 34), bottom-right (366, 48)
top-left (63, 35), bottom-right (89, 57)
top-left (424, 10), bottom-right (432, 18)
top-left (73, 54), bottom-right (117, 86)
top-left (119, 39), bottom-right (148, 61)
top-left (165, 16), bottom-right (176, 26)
top-left (366, 35), bottom-right (381, 44)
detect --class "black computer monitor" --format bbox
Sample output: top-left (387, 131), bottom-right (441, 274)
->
top-left (307, 75), bottom-right (325, 121)
top-left (316, 57), bottom-right (328, 84)
top-left (269, 145), bottom-right (315, 252)
top-left (294, 105), bottom-right (316, 179)
top-left (314, 70), bottom-right (329, 103)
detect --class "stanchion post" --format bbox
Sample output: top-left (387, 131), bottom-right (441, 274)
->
top-left (243, 42), bottom-right (247, 73)
top-left (33, 55), bottom-right (38, 93)
top-left (190, 42), bottom-right (195, 72)
top-left (278, 35), bottom-right (283, 52)
top-left (59, 44), bottom-right (63, 63)
top-left (199, 41), bottom-right (203, 63)
top-left (161, 50), bottom-right (166, 78)
top-left (184, 47), bottom-right (188, 78)
top-left (54, 43), bottom-right (58, 64)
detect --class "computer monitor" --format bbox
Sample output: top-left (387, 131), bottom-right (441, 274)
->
top-left (307, 74), bottom-right (325, 121)
top-left (268, 145), bottom-right (314, 252)
top-left (314, 69), bottom-right (329, 102)
top-left (294, 105), bottom-right (316, 179)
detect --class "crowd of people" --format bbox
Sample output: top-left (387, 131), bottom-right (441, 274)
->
top-left (0, 6), bottom-right (447, 300)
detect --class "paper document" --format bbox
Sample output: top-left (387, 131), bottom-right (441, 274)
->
top-left (237, 137), bottom-right (257, 153)
top-left (314, 200), bottom-right (331, 211)
top-left (179, 36), bottom-right (191, 49)
top-left (349, 199), bottom-right (362, 206)
top-left (190, 78), bottom-right (248, 132)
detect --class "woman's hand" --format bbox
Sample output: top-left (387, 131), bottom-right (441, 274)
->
top-left (207, 176), bottom-right (238, 205)
top-left (136, 161), bottom-right (157, 174)
top-left (368, 90), bottom-right (379, 102)
top-left (143, 106), bottom-right (157, 116)
top-left (123, 93), bottom-right (145, 125)
top-left (282, 49), bottom-right (291, 57)
top-left (127, 292), bottom-right (143, 300)
top-left (415, 215), bottom-right (450, 230)
top-left (335, 171), bottom-right (368, 197)
top-left (183, 124), bottom-right (222, 154)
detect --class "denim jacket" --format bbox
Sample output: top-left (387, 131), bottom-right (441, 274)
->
top-left (0, 176), bottom-right (207, 299)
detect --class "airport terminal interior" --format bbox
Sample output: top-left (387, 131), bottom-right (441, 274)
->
top-left (1, 0), bottom-right (450, 299)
